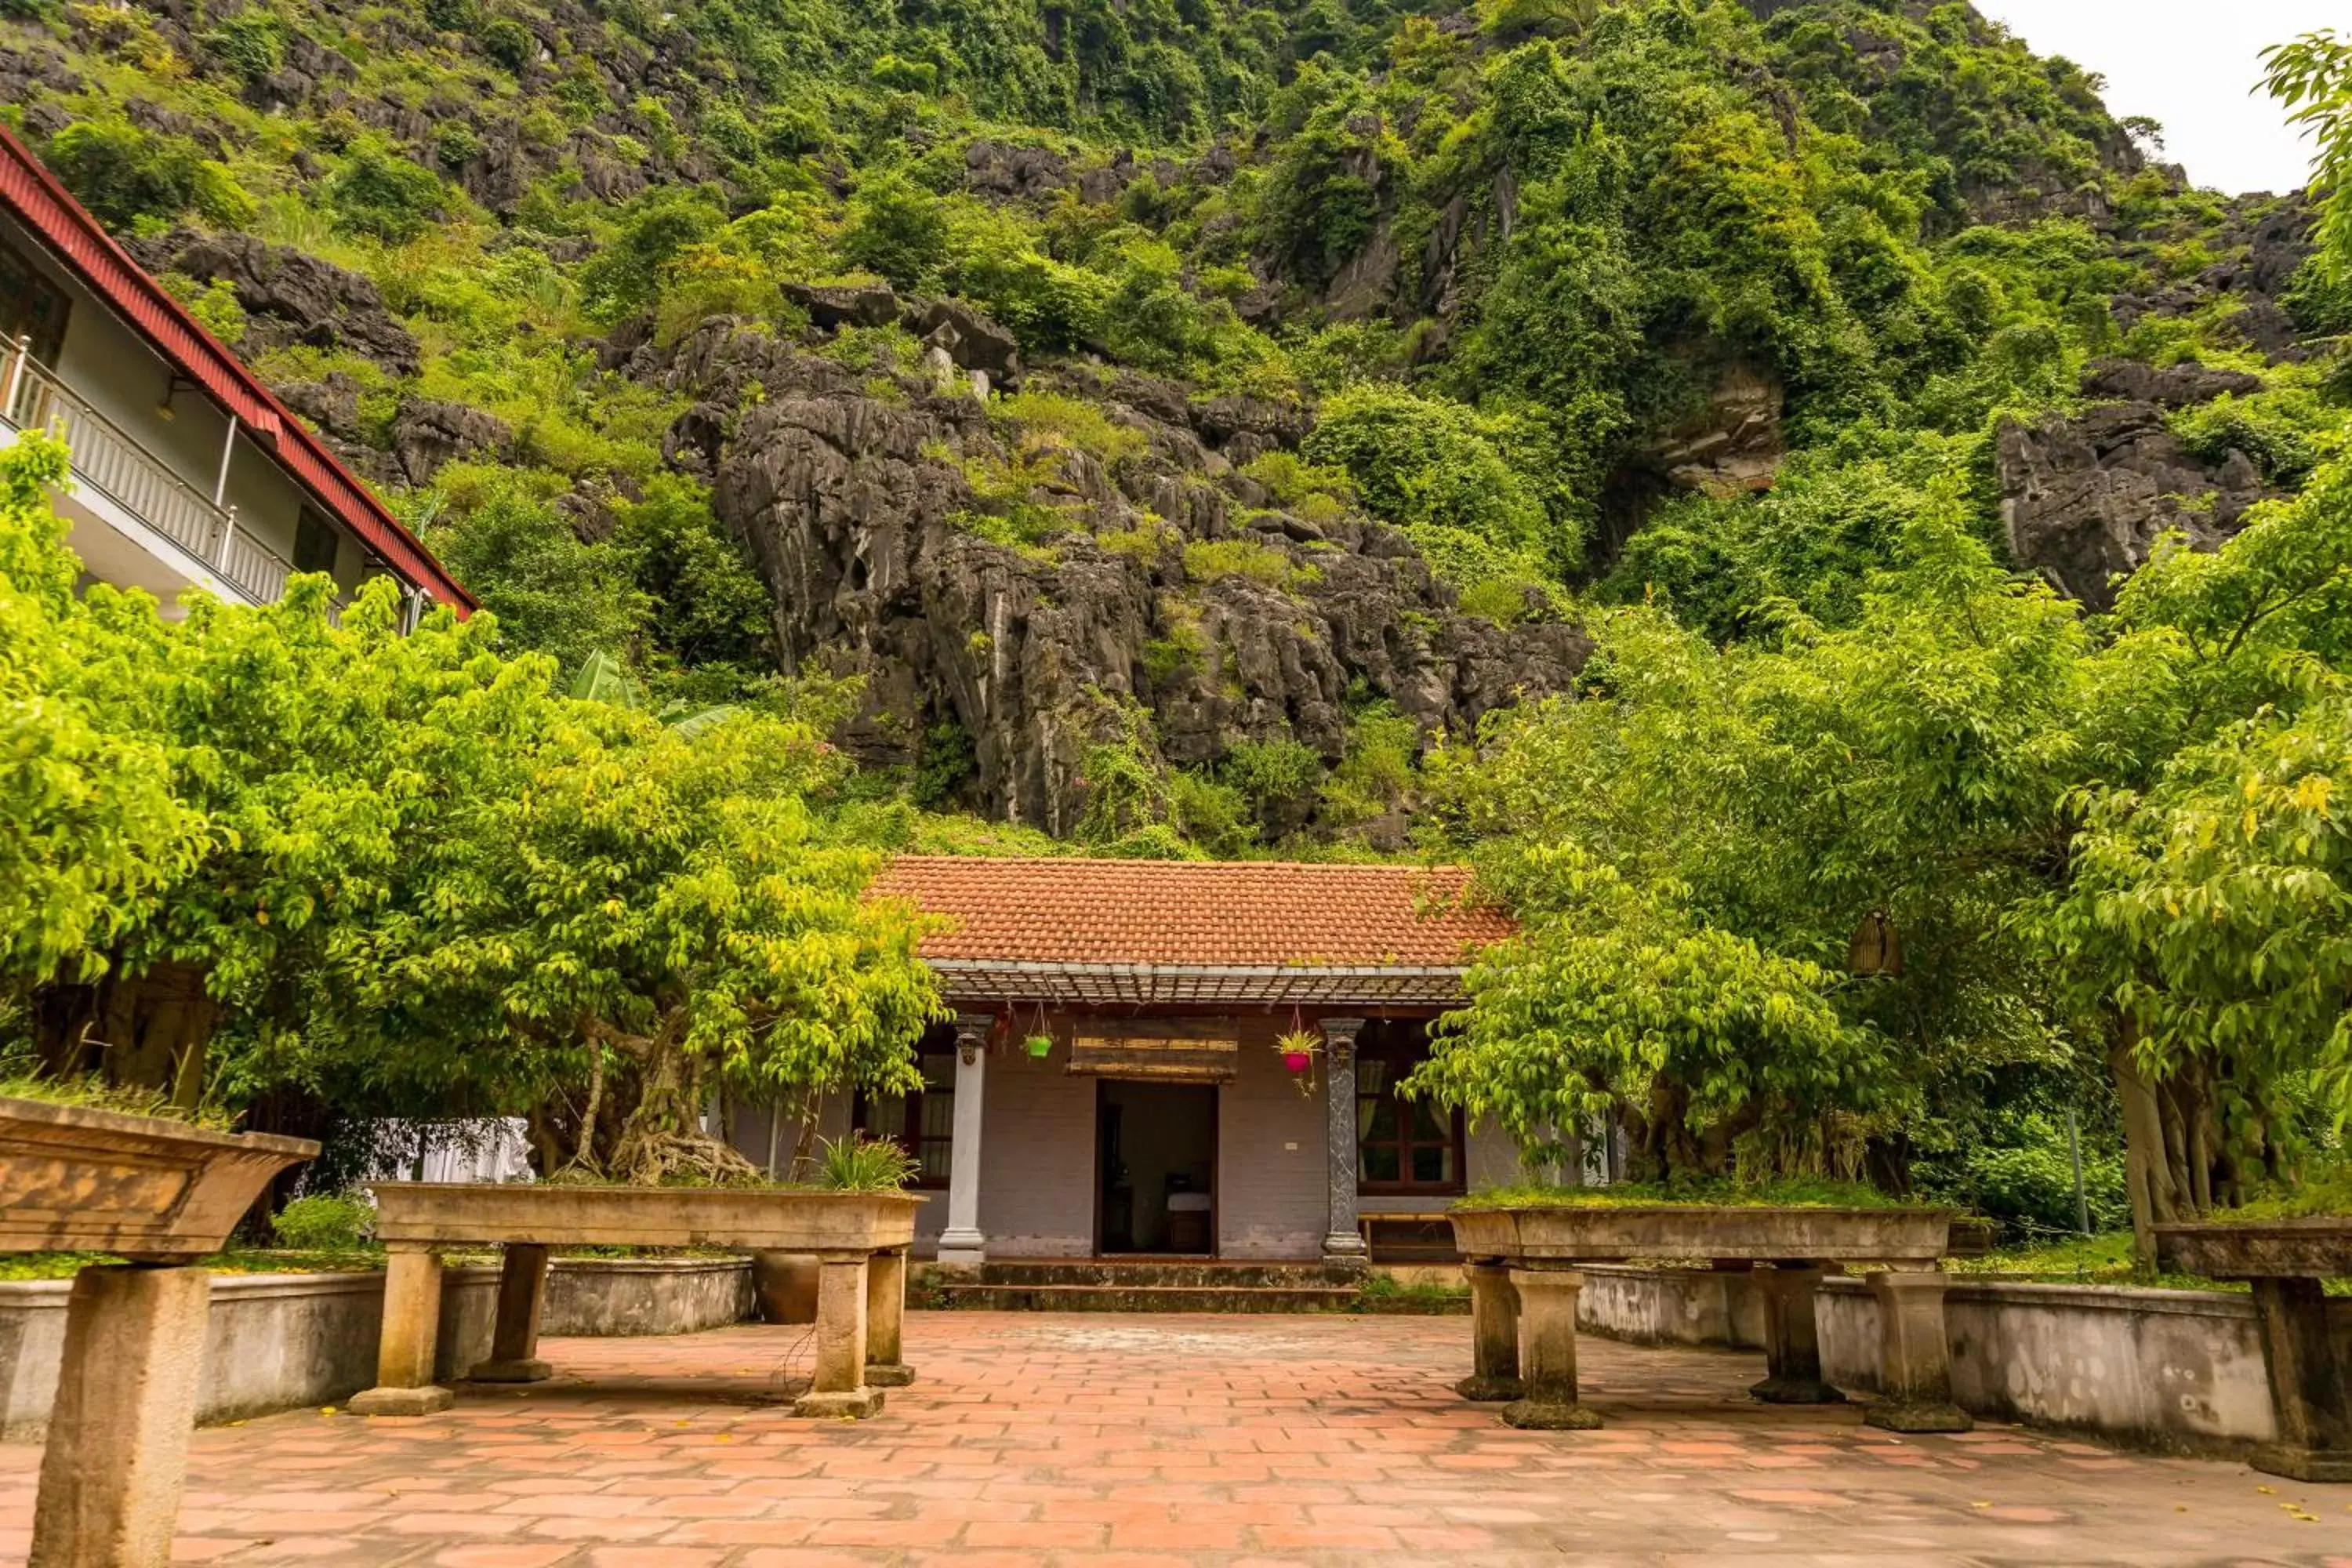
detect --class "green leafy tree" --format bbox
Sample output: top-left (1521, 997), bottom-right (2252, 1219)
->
top-left (0, 437), bottom-right (201, 993)
top-left (840, 176), bottom-right (949, 292)
top-left (2263, 30), bottom-right (2352, 282)
top-left (327, 137), bottom-right (451, 242)
top-left (1411, 843), bottom-right (1889, 1181)
top-left (332, 704), bottom-right (946, 1181)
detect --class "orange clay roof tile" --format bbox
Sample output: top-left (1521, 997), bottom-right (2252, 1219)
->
top-left (869, 856), bottom-right (1514, 970)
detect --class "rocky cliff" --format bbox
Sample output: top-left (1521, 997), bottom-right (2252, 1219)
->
top-left (645, 307), bottom-right (1588, 835)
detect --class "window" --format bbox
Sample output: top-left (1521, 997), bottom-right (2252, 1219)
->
top-left (1356, 1025), bottom-right (1464, 1194)
top-left (0, 237), bottom-right (69, 372)
top-left (293, 509), bottom-right (340, 577)
top-left (852, 1046), bottom-right (956, 1187)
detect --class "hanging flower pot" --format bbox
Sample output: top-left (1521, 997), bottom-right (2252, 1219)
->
top-left (1276, 1026), bottom-right (1320, 1094)
top-left (1025, 1032), bottom-right (1053, 1060)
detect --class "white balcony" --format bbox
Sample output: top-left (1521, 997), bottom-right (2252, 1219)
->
top-left (1, 345), bottom-right (290, 608)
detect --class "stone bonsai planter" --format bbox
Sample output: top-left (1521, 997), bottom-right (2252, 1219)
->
top-left (0, 1095), bottom-right (317, 1568)
top-left (1449, 1201), bottom-right (1962, 1435)
top-left (2157, 1217), bottom-right (2352, 1483)
top-left (354, 1182), bottom-right (920, 1420)
top-left (0, 1094), bottom-right (318, 1260)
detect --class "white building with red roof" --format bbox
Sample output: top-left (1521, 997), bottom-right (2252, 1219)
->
top-left (0, 124), bottom-right (469, 619)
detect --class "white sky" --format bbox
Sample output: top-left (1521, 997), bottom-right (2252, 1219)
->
top-left (1974, 2), bottom-right (2335, 194)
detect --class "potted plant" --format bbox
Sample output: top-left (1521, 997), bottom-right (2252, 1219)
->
top-left (1276, 1028), bottom-right (1319, 1096)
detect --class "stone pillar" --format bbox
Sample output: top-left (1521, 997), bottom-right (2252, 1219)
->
top-left (935, 1012), bottom-right (992, 1273)
top-left (30, 1265), bottom-right (211, 1568)
top-left (1501, 1267), bottom-right (1601, 1429)
top-left (793, 1251), bottom-right (882, 1417)
top-left (865, 1248), bottom-right (914, 1388)
top-left (2248, 1276), bottom-right (2352, 1483)
top-left (1864, 1268), bottom-right (1972, 1432)
top-left (471, 1243), bottom-right (553, 1383)
top-left (1455, 1261), bottom-right (1523, 1402)
top-left (1751, 1265), bottom-right (1843, 1405)
top-left (1320, 1016), bottom-right (1368, 1272)
top-left (348, 1244), bottom-right (455, 1416)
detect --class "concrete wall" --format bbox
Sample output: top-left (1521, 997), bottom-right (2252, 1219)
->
top-left (1576, 1265), bottom-right (2352, 1455)
top-left (543, 1257), bottom-right (755, 1337)
top-left (0, 1265), bottom-right (496, 1441)
top-left (975, 1043), bottom-right (1100, 1256)
top-left (1218, 1014), bottom-right (1330, 1258)
top-left (0, 1256), bottom-right (757, 1439)
top-left (724, 1014), bottom-right (1524, 1263)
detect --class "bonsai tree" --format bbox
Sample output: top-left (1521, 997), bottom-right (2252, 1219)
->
top-left (326, 699), bottom-right (946, 1184)
top-left (1409, 842), bottom-right (1889, 1182)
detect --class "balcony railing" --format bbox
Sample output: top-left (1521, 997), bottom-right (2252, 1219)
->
top-left (2, 342), bottom-right (290, 604)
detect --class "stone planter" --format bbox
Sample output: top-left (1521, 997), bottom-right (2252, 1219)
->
top-left (1449, 1203), bottom-right (1961, 1434)
top-left (0, 1095), bottom-right (318, 1568)
top-left (0, 1094), bottom-right (317, 1260)
top-left (2157, 1217), bottom-right (2352, 1483)
top-left (354, 1183), bottom-right (920, 1419)
top-left (542, 1254), bottom-right (757, 1337)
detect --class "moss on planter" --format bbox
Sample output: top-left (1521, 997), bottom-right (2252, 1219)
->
top-left (1951, 1231), bottom-right (2351, 1294)
top-left (1460, 1178), bottom-right (1921, 1212)
top-left (0, 1247), bottom-right (386, 1280)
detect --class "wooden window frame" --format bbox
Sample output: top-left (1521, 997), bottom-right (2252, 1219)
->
top-left (1355, 1030), bottom-right (1467, 1197)
top-left (851, 1047), bottom-right (955, 1189)
top-left (0, 235), bottom-right (70, 370)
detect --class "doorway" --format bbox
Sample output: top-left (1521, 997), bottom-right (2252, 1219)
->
top-left (1095, 1080), bottom-right (1217, 1255)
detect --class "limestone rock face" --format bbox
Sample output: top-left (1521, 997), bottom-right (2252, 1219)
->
top-left (129, 230), bottom-right (421, 377)
top-left (1996, 368), bottom-right (2271, 610)
top-left (1649, 365), bottom-right (1787, 498)
top-left (390, 399), bottom-right (514, 486)
top-left (649, 321), bottom-right (1585, 833)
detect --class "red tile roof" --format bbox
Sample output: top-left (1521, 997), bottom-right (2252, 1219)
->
top-left (870, 856), bottom-right (1514, 971)
top-left (0, 124), bottom-right (473, 612)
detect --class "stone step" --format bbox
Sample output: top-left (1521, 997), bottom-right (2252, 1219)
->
top-left (924, 1282), bottom-right (1364, 1313)
top-left (967, 1260), bottom-right (1353, 1290)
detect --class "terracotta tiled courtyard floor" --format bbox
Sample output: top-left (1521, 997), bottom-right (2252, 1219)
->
top-left (4, 1310), bottom-right (2350, 1566)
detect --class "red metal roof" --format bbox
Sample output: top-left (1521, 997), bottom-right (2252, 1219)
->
top-left (871, 857), bottom-right (1514, 970)
top-left (0, 123), bottom-right (474, 612)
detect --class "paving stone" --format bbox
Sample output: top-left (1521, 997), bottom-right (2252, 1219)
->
top-left (4, 1312), bottom-right (2350, 1564)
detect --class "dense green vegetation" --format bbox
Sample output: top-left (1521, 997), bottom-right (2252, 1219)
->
top-left (5, 1), bottom-right (2352, 1246)
top-left (0, 435), bottom-right (942, 1184)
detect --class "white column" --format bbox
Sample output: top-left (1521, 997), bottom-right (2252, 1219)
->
top-left (935, 1012), bottom-right (991, 1272)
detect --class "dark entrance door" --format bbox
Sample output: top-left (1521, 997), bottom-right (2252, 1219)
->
top-left (1094, 1080), bottom-right (1217, 1255)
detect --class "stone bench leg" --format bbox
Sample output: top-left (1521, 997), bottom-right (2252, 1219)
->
top-left (472, 1243), bottom-right (554, 1384)
top-left (1864, 1269), bottom-right (1970, 1433)
top-left (31, 1264), bottom-right (211, 1568)
top-left (865, 1248), bottom-right (914, 1388)
top-left (349, 1245), bottom-right (455, 1416)
top-left (1502, 1267), bottom-right (1602, 1430)
top-left (1456, 1261), bottom-right (1523, 1402)
top-left (794, 1251), bottom-right (882, 1417)
top-left (2249, 1276), bottom-right (2352, 1483)
top-left (1751, 1265), bottom-right (1843, 1405)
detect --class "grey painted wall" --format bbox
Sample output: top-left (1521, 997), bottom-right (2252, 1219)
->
top-left (0, 1257), bottom-right (760, 1440)
top-left (0, 1266), bottom-right (496, 1441)
top-left (724, 1014), bottom-right (1532, 1261)
top-left (1574, 1265), bottom-right (2352, 1454)
top-left (1218, 1014), bottom-right (1332, 1258)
